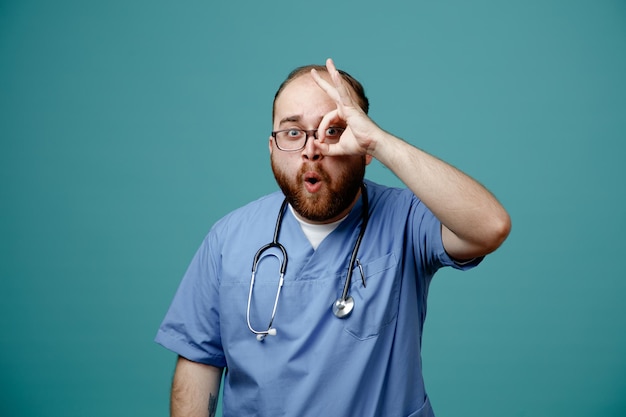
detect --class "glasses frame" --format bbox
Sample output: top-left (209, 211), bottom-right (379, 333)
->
top-left (270, 127), bottom-right (345, 152)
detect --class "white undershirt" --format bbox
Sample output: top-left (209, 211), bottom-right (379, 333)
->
top-left (289, 205), bottom-right (348, 250)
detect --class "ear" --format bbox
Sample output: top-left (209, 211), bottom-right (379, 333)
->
top-left (268, 136), bottom-right (274, 154)
top-left (365, 155), bottom-right (373, 165)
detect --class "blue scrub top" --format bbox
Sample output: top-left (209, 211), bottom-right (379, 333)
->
top-left (156, 180), bottom-right (481, 417)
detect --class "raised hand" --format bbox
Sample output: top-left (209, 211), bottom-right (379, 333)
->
top-left (311, 58), bottom-right (381, 157)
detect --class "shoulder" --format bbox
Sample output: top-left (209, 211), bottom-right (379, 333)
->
top-left (364, 180), bottom-right (437, 236)
top-left (364, 179), bottom-right (420, 212)
top-left (211, 191), bottom-right (285, 233)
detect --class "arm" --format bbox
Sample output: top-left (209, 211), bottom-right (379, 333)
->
top-left (368, 132), bottom-right (510, 260)
top-left (171, 356), bottom-right (223, 417)
top-left (312, 59), bottom-right (511, 260)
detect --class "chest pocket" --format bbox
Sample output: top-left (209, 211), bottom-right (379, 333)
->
top-left (343, 252), bottom-right (400, 340)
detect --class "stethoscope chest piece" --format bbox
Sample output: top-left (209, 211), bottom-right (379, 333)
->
top-left (332, 296), bottom-right (354, 318)
top-left (247, 183), bottom-right (369, 339)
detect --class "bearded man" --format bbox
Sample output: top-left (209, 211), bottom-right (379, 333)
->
top-left (156, 58), bottom-right (511, 417)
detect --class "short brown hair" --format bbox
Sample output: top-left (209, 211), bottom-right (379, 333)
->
top-left (272, 65), bottom-right (369, 122)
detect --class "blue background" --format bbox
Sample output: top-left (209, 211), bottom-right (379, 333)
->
top-left (1, 0), bottom-right (625, 416)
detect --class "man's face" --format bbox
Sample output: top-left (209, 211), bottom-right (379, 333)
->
top-left (270, 73), bottom-right (367, 224)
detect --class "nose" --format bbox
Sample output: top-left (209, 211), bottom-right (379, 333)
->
top-left (302, 130), bottom-right (322, 161)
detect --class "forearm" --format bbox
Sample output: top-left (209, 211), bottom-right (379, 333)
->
top-left (310, 58), bottom-right (510, 257)
top-left (370, 131), bottom-right (511, 257)
top-left (171, 356), bottom-right (223, 417)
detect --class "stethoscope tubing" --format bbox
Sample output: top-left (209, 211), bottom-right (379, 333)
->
top-left (246, 200), bottom-right (289, 340)
top-left (339, 184), bottom-right (369, 303)
top-left (247, 184), bottom-right (369, 339)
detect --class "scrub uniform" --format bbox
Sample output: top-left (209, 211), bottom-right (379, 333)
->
top-left (156, 180), bottom-right (481, 417)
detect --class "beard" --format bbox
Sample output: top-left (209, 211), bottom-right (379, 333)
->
top-left (271, 157), bottom-right (366, 222)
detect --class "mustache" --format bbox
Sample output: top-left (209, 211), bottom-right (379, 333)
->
top-left (299, 164), bottom-right (330, 182)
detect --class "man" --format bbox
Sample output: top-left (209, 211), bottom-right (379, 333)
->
top-left (156, 58), bottom-right (511, 417)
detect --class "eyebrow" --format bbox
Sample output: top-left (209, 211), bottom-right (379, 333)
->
top-left (278, 115), bottom-right (325, 128)
top-left (278, 115), bottom-right (302, 126)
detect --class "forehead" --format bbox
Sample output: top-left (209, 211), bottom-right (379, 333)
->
top-left (273, 73), bottom-right (335, 126)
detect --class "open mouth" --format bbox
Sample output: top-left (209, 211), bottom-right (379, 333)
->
top-left (304, 172), bottom-right (322, 184)
top-left (303, 172), bottom-right (323, 192)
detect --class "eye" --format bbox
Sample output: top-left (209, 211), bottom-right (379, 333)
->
top-left (286, 129), bottom-right (303, 138)
top-left (325, 127), bottom-right (344, 139)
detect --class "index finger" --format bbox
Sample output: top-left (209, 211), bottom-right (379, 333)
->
top-left (310, 58), bottom-right (354, 108)
top-left (310, 67), bottom-right (341, 103)
top-left (324, 58), bottom-right (354, 107)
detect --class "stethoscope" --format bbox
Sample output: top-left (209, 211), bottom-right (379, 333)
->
top-left (246, 183), bottom-right (369, 341)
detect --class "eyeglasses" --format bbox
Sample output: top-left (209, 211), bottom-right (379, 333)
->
top-left (271, 127), bottom-right (345, 152)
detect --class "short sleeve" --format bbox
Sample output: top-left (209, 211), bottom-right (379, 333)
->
top-left (155, 231), bottom-right (226, 367)
top-left (409, 195), bottom-right (483, 276)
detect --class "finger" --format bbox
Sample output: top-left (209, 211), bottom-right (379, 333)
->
top-left (316, 109), bottom-right (341, 143)
top-left (325, 58), bottom-right (353, 107)
top-left (310, 68), bottom-right (341, 103)
top-left (325, 57), bottom-right (335, 68)
top-left (321, 143), bottom-right (343, 157)
top-left (315, 140), bottom-right (333, 156)
top-left (311, 61), bottom-right (353, 108)
top-left (315, 136), bottom-right (343, 157)
top-left (325, 58), bottom-right (343, 91)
